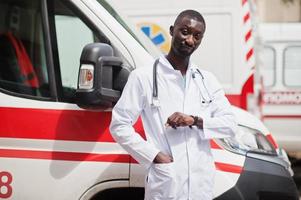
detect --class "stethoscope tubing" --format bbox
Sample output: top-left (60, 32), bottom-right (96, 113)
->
top-left (152, 59), bottom-right (213, 104)
top-left (193, 68), bottom-right (213, 104)
top-left (152, 59), bottom-right (160, 98)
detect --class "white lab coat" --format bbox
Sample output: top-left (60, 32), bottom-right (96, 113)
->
top-left (110, 55), bottom-right (236, 200)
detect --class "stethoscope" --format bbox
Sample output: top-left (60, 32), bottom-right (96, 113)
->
top-left (150, 59), bottom-right (213, 155)
top-left (151, 58), bottom-right (213, 107)
top-left (191, 68), bottom-right (213, 104)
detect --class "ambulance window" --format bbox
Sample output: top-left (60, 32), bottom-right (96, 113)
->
top-left (284, 46), bottom-right (301, 87)
top-left (261, 46), bottom-right (276, 87)
top-left (53, 0), bottom-right (105, 100)
top-left (0, 0), bottom-right (50, 98)
top-left (96, 0), bottom-right (145, 49)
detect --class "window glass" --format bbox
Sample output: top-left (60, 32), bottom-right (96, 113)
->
top-left (261, 47), bottom-right (275, 87)
top-left (284, 46), bottom-right (301, 87)
top-left (55, 15), bottom-right (94, 90)
top-left (0, 0), bottom-right (50, 97)
top-left (53, 0), bottom-right (102, 99)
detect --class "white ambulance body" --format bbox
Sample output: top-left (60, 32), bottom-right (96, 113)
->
top-left (109, 0), bottom-right (258, 113)
top-left (258, 23), bottom-right (301, 152)
top-left (0, 0), bottom-right (298, 199)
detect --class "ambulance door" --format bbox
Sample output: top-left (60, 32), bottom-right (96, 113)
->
top-left (259, 24), bottom-right (301, 152)
top-left (0, 0), bottom-right (130, 199)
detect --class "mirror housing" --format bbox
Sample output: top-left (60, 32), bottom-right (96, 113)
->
top-left (75, 43), bottom-right (130, 109)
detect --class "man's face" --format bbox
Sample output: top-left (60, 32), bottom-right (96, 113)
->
top-left (170, 16), bottom-right (205, 57)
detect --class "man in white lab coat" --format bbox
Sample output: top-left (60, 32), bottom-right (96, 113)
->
top-left (110, 10), bottom-right (237, 200)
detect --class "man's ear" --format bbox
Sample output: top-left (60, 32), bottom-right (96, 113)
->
top-left (169, 26), bottom-right (174, 36)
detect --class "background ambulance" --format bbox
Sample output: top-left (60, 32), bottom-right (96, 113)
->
top-left (258, 23), bottom-right (301, 154)
top-left (0, 0), bottom-right (298, 199)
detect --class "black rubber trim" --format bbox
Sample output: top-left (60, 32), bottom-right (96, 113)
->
top-left (42, 0), bottom-right (60, 100)
top-left (214, 157), bottom-right (299, 200)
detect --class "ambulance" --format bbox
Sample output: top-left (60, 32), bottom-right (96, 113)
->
top-left (258, 23), bottom-right (301, 153)
top-left (0, 0), bottom-right (298, 199)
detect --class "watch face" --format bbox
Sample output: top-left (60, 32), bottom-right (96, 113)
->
top-left (191, 115), bottom-right (198, 126)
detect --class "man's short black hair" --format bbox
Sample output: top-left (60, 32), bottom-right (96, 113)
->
top-left (174, 9), bottom-right (206, 30)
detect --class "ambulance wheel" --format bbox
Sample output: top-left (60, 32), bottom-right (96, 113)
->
top-left (90, 187), bottom-right (144, 200)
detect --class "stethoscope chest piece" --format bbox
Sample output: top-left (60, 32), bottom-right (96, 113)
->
top-left (151, 97), bottom-right (160, 108)
top-left (191, 68), bottom-right (213, 106)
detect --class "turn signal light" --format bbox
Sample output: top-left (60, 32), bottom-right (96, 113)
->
top-left (78, 64), bottom-right (94, 89)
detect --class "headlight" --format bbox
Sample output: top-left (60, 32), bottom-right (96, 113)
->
top-left (217, 125), bottom-right (277, 155)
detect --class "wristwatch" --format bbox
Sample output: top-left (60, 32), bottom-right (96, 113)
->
top-left (190, 115), bottom-right (202, 129)
top-left (191, 115), bottom-right (198, 126)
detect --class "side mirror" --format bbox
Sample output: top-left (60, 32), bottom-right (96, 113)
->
top-left (75, 43), bottom-right (130, 109)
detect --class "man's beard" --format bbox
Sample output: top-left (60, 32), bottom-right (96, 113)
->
top-left (175, 46), bottom-right (194, 57)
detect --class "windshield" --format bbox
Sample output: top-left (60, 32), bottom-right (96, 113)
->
top-left (96, 0), bottom-right (162, 58)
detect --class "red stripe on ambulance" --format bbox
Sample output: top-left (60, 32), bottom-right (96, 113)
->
top-left (227, 74), bottom-right (254, 109)
top-left (266, 134), bottom-right (279, 149)
top-left (1, 107), bottom-right (243, 174)
top-left (215, 162), bottom-right (243, 174)
top-left (0, 107), bottom-right (145, 142)
top-left (242, 0), bottom-right (248, 6)
top-left (246, 48), bottom-right (253, 61)
top-left (243, 13), bottom-right (250, 24)
top-left (0, 148), bottom-right (130, 163)
top-left (0, 148), bottom-right (242, 174)
top-left (210, 140), bottom-right (223, 149)
top-left (245, 29), bottom-right (252, 42)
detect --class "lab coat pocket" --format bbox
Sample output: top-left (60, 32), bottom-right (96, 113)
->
top-left (145, 162), bottom-right (177, 200)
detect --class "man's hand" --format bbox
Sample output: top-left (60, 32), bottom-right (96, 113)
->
top-left (165, 112), bottom-right (194, 128)
top-left (153, 152), bottom-right (173, 163)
